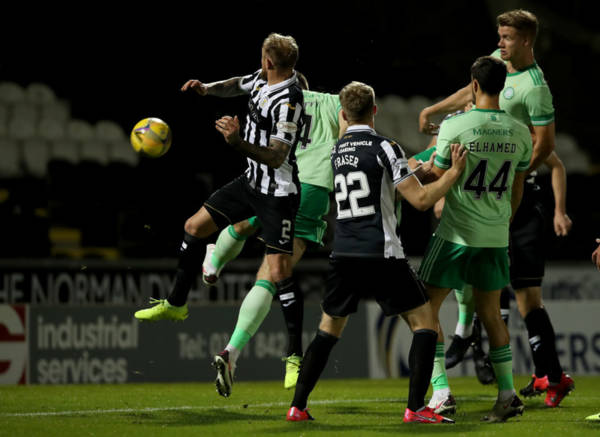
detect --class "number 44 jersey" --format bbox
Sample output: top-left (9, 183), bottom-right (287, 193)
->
top-left (434, 108), bottom-right (532, 248)
top-left (331, 124), bottom-right (413, 259)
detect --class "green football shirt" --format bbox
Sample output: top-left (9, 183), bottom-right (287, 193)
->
top-left (491, 49), bottom-right (554, 127)
top-left (296, 90), bottom-right (341, 191)
top-left (434, 108), bottom-right (532, 247)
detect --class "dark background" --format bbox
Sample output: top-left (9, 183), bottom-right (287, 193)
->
top-left (1, 1), bottom-right (598, 261)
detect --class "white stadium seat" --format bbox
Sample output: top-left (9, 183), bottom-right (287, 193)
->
top-left (50, 140), bottom-right (80, 164)
top-left (0, 138), bottom-right (22, 177)
top-left (0, 81), bottom-right (25, 105)
top-left (80, 139), bottom-right (109, 165)
top-left (26, 82), bottom-right (56, 104)
top-left (66, 119), bottom-right (95, 141)
top-left (96, 120), bottom-right (126, 142)
top-left (22, 139), bottom-right (50, 178)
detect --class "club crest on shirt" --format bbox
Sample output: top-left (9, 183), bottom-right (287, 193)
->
top-left (503, 87), bottom-right (515, 100)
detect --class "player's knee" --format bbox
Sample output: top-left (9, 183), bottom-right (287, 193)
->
top-left (184, 210), bottom-right (216, 238)
top-left (319, 313), bottom-right (346, 338)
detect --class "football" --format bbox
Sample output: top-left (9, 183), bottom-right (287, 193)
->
top-left (130, 118), bottom-right (172, 158)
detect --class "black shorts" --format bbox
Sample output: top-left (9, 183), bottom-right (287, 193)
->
top-left (323, 257), bottom-right (428, 317)
top-left (509, 187), bottom-right (548, 289)
top-left (204, 175), bottom-right (299, 254)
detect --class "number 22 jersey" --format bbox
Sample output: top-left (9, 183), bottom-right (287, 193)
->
top-left (331, 124), bottom-right (412, 259)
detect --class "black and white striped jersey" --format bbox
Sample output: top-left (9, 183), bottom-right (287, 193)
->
top-left (331, 125), bottom-right (413, 259)
top-left (238, 70), bottom-right (304, 197)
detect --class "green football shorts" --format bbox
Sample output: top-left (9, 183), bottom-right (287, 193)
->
top-left (418, 234), bottom-right (510, 291)
top-left (247, 182), bottom-right (329, 246)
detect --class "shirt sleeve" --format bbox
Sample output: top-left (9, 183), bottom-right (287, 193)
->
top-left (270, 97), bottom-right (303, 145)
top-left (412, 146), bottom-right (436, 162)
top-left (238, 70), bottom-right (261, 94)
top-left (378, 140), bottom-right (411, 185)
top-left (433, 123), bottom-right (453, 169)
top-left (525, 86), bottom-right (555, 126)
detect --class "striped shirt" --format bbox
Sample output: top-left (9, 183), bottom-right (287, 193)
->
top-left (238, 70), bottom-right (304, 197)
top-left (331, 125), bottom-right (412, 259)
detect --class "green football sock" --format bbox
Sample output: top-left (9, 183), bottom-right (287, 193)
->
top-left (431, 342), bottom-right (449, 391)
top-left (489, 344), bottom-right (515, 392)
top-left (455, 285), bottom-right (475, 338)
top-left (229, 280), bottom-right (276, 350)
top-left (212, 225), bottom-right (248, 269)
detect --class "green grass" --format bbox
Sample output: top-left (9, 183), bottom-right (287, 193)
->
top-left (1, 376), bottom-right (598, 436)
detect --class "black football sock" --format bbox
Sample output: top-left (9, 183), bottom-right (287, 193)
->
top-left (291, 329), bottom-right (338, 410)
top-left (167, 232), bottom-right (204, 307)
top-left (277, 277), bottom-right (304, 357)
top-left (472, 316), bottom-right (483, 348)
top-left (407, 329), bottom-right (438, 412)
top-left (524, 307), bottom-right (563, 382)
top-left (500, 287), bottom-right (511, 326)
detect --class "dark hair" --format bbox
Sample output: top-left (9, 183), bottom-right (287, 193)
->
top-left (497, 9), bottom-right (538, 43)
top-left (470, 56), bottom-right (507, 95)
top-left (339, 81), bottom-right (375, 122)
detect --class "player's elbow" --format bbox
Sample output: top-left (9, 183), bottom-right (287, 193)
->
top-left (412, 193), bottom-right (432, 211)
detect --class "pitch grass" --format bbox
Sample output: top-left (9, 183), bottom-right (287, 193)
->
top-left (1, 376), bottom-right (599, 437)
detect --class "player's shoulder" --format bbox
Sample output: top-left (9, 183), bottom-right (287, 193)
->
top-left (439, 109), bottom-right (472, 132)
top-left (515, 63), bottom-right (550, 91)
top-left (442, 109), bottom-right (467, 123)
top-left (303, 90), bottom-right (339, 104)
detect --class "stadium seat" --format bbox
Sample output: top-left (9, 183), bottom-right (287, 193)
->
top-left (0, 104), bottom-right (8, 137)
top-left (7, 117), bottom-right (36, 140)
top-left (12, 101), bottom-right (39, 124)
top-left (80, 139), bottom-right (109, 165)
top-left (95, 120), bottom-right (127, 142)
top-left (0, 81), bottom-right (25, 105)
top-left (38, 117), bottom-right (66, 141)
top-left (108, 139), bottom-right (139, 166)
top-left (22, 139), bottom-right (50, 178)
top-left (555, 132), bottom-right (589, 174)
top-left (0, 138), bottom-right (22, 178)
top-left (39, 100), bottom-right (70, 123)
top-left (66, 119), bottom-right (95, 142)
top-left (25, 82), bottom-right (56, 104)
top-left (50, 139), bottom-right (80, 164)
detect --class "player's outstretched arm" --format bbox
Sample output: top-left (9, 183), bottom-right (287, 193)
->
top-left (544, 151), bottom-right (572, 236)
top-left (181, 77), bottom-right (245, 97)
top-left (397, 144), bottom-right (467, 211)
top-left (418, 84), bottom-right (472, 134)
top-left (215, 116), bottom-right (290, 168)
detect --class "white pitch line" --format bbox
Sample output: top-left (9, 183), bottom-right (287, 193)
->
top-left (1, 397), bottom-right (404, 418)
top-left (8, 395), bottom-right (554, 418)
